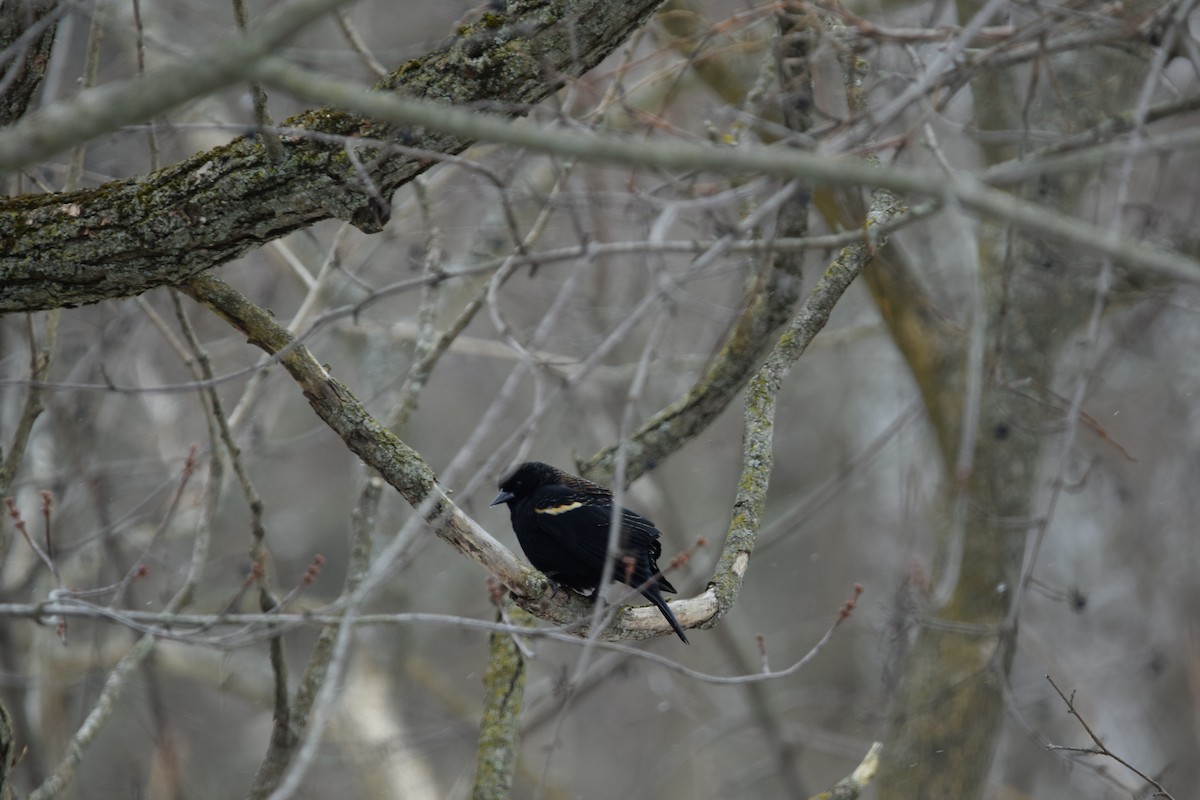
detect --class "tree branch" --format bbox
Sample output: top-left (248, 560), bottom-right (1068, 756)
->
top-left (177, 272), bottom-right (710, 641)
top-left (0, 0), bottom-right (668, 312)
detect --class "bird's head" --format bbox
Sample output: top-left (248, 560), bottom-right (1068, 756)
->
top-left (490, 461), bottom-right (562, 507)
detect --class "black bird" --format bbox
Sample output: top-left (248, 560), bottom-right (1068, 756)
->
top-left (491, 461), bottom-right (689, 644)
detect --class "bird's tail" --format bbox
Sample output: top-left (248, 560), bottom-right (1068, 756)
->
top-left (642, 585), bottom-right (689, 644)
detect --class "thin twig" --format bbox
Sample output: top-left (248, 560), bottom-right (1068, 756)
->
top-left (0, 587), bottom-right (862, 686)
top-left (1044, 674), bottom-right (1177, 800)
top-left (27, 449), bottom-right (209, 800)
top-left (334, 9), bottom-right (388, 79)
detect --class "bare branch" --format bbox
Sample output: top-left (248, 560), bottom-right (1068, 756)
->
top-left (1045, 675), bottom-right (1177, 800)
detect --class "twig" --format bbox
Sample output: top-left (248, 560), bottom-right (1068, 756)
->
top-left (0, 587), bottom-right (862, 686)
top-left (1044, 674), bottom-right (1177, 800)
top-left (248, 477), bottom-right (381, 797)
top-left (27, 448), bottom-right (210, 800)
top-left (111, 445), bottom-right (199, 609)
top-left (4, 497), bottom-right (58, 583)
top-left (334, 8), bottom-right (388, 79)
top-left (820, 741), bottom-right (882, 800)
top-left (0, 310), bottom-right (59, 495)
top-left (230, 0), bottom-right (284, 167)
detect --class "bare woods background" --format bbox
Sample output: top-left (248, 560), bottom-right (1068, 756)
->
top-left (1, 0), bottom-right (1198, 799)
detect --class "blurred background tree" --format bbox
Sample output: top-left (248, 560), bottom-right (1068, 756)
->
top-left (1, 0), bottom-right (1197, 799)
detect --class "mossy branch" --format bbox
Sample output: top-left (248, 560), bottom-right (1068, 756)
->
top-left (709, 189), bottom-right (904, 617)
top-left (0, 0), bottom-right (667, 312)
top-left (471, 606), bottom-right (536, 800)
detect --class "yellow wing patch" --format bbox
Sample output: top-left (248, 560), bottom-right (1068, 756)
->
top-left (535, 501), bottom-right (583, 515)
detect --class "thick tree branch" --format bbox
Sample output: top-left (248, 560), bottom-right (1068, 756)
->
top-left (0, 0), bottom-right (667, 312)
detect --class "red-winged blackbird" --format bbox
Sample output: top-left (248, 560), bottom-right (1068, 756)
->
top-left (491, 461), bottom-right (689, 644)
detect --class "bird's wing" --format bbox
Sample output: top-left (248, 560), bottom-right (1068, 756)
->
top-left (530, 486), bottom-right (671, 590)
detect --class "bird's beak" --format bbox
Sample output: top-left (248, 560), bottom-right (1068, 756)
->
top-left (490, 490), bottom-right (515, 507)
